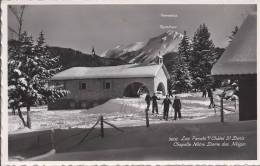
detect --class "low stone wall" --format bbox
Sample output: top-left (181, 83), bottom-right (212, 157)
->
top-left (48, 98), bottom-right (109, 110)
top-left (9, 130), bottom-right (53, 159)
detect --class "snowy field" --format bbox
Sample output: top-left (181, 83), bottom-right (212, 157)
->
top-left (8, 92), bottom-right (238, 134)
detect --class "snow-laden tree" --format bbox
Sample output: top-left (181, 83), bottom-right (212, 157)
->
top-left (171, 31), bottom-right (192, 93)
top-left (8, 31), bottom-right (69, 128)
top-left (171, 66), bottom-right (192, 93)
top-left (189, 24), bottom-right (216, 90)
top-left (178, 31), bottom-right (191, 63)
top-left (8, 33), bottom-right (34, 126)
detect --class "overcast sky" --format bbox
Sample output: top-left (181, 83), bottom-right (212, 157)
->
top-left (8, 4), bottom-right (255, 54)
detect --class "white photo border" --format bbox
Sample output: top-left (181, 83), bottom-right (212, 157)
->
top-left (1, 0), bottom-right (259, 165)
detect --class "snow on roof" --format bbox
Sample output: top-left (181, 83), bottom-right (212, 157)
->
top-left (211, 13), bottom-right (256, 76)
top-left (52, 63), bottom-right (170, 80)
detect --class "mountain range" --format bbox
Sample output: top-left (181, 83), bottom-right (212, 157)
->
top-left (48, 30), bottom-right (224, 73)
top-left (100, 30), bottom-right (184, 63)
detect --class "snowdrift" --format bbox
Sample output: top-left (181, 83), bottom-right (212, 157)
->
top-left (83, 98), bottom-right (146, 114)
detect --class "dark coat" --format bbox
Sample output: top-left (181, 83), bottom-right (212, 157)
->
top-left (173, 98), bottom-right (181, 110)
top-left (151, 95), bottom-right (160, 104)
top-left (145, 94), bottom-right (151, 103)
top-left (163, 98), bottom-right (172, 108)
top-left (207, 89), bottom-right (213, 98)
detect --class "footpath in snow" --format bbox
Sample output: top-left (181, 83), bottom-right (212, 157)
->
top-left (8, 92), bottom-right (238, 134)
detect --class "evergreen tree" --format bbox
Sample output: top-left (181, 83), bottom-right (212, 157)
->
top-left (178, 31), bottom-right (191, 63)
top-left (171, 31), bottom-right (192, 93)
top-left (8, 32), bottom-right (35, 126)
top-left (190, 24), bottom-right (216, 90)
top-left (8, 31), bottom-right (69, 128)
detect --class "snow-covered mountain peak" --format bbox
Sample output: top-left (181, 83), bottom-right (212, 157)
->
top-left (123, 42), bottom-right (145, 52)
top-left (115, 45), bottom-right (121, 49)
top-left (101, 30), bottom-right (184, 63)
top-left (166, 29), bottom-right (175, 35)
top-left (99, 42), bottom-right (145, 58)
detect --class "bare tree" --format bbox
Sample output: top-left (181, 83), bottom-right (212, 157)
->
top-left (8, 5), bottom-right (26, 40)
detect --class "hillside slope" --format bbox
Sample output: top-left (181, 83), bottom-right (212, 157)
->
top-left (48, 46), bottom-right (127, 70)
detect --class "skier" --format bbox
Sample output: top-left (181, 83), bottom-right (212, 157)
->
top-left (162, 95), bottom-right (172, 120)
top-left (173, 96), bottom-right (182, 120)
top-left (151, 92), bottom-right (160, 114)
top-left (202, 88), bottom-right (207, 98)
top-left (145, 93), bottom-right (151, 110)
top-left (207, 88), bottom-right (215, 108)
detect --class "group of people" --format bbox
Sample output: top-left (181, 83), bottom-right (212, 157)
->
top-left (202, 88), bottom-right (215, 108)
top-left (145, 93), bottom-right (182, 121)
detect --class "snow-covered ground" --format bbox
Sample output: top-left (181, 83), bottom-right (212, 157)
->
top-left (8, 92), bottom-right (238, 134)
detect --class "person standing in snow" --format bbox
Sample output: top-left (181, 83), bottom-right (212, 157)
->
top-left (173, 96), bottom-right (182, 120)
top-left (151, 92), bottom-right (160, 114)
top-left (207, 88), bottom-right (215, 108)
top-left (145, 93), bottom-right (151, 110)
top-left (162, 95), bottom-right (172, 120)
top-left (202, 88), bottom-right (207, 98)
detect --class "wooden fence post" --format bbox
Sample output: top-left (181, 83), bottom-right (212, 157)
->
top-left (234, 99), bottom-right (236, 110)
top-left (50, 129), bottom-right (55, 150)
top-left (220, 97), bottom-right (224, 123)
top-left (100, 115), bottom-right (104, 138)
top-left (145, 109), bottom-right (149, 127)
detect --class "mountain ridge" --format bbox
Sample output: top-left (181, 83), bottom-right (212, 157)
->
top-left (48, 46), bottom-right (127, 70)
top-left (100, 30), bottom-right (184, 63)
